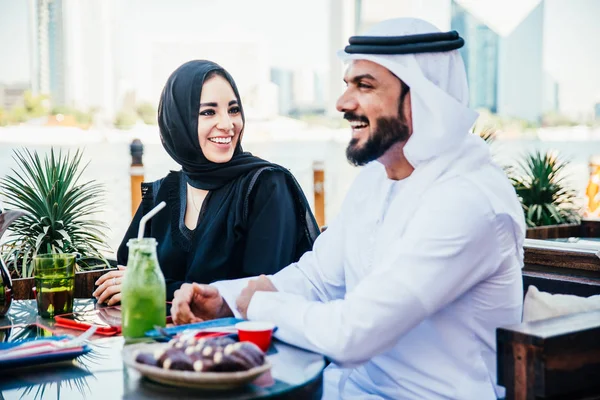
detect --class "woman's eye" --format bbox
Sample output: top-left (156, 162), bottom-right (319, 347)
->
top-left (229, 106), bottom-right (241, 114)
top-left (199, 109), bottom-right (215, 116)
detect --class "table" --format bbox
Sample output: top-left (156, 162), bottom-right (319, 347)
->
top-left (0, 300), bottom-right (326, 399)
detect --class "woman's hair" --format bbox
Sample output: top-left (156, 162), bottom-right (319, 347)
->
top-left (205, 69), bottom-right (228, 82)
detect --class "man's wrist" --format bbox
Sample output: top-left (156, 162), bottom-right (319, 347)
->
top-left (217, 296), bottom-right (234, 318)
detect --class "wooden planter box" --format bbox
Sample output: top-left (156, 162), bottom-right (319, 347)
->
top-left (526, 223), bottom-right (581, 239)
top-left (526, 219), bottom-right (600, 240)
top-left (10, 268), bottom-right (117, 300)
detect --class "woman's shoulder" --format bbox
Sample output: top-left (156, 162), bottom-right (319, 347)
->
top-left (240, 165), bottom-right (295, 206)
top-left (246, 165), bottom-right (290, 185)
top-left (143, 171), bottom-right (181, 188)
top-left (240, 165), bottom-right (297, 199)
top-left (141, 171), bottom-right (181, 201)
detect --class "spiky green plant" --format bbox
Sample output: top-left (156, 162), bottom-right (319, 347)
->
top-left (0, 148), bottom-right (110, 278)
top-left (472, 123), bottom-right (496, 144)
top-left (477, 127), bottom-right (496, 144)
top-left (508, 150), bottom-right (581, 228)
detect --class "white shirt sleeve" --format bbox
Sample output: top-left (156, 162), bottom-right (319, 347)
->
top-left (269, 212), bottom-right (347, 302)
top-left (247, 187), bottom-right (504, 366)
top-left (211, 277), bottom-right (253, 319)
top-left (212, 211), bottom-right (347, 318)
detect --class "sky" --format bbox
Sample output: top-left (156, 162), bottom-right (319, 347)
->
top-left (1, 0), bottom-right (599, 115)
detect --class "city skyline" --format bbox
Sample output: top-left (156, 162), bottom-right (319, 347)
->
top-left (452, 0), bottom-right (547, 122)
top-left (1, 0), bottom-right (599, 118)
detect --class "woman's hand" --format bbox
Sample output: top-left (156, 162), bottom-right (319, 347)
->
top-left (93, 265), bottom-right (126, 306)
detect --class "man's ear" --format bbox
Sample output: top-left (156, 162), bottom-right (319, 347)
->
top-left (403, 91), bottom-right (413, 135)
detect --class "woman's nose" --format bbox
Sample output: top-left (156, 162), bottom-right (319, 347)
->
top-left (216, 113), bottom-right (234, 131)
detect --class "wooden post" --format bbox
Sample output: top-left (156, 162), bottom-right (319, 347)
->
top-left (586, 157), bottom-right (600, 217)
top-left (130, 139), bottom-right (144, 217)
top-left (313, 161), bottom-right (325, 228)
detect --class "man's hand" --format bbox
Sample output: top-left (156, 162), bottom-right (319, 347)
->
top-left (236, 275), bottom-right (277, 319)
top-left (171, 283), bottom-right (233, 325)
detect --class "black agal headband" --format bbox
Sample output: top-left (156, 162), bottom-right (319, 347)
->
top-left (344, 30), bottom-right (464, 55)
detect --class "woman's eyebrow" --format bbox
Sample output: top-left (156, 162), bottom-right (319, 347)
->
top-left (199, 100), bottom-right (239, 108)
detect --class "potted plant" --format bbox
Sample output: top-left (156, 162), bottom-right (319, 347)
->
top-left (507, 150), bottom-right (581, 237)
top-left (0, 148), bottom-right (111, 281)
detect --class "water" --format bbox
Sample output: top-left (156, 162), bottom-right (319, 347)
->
top-left (2, 134), bottom-right (599, 254)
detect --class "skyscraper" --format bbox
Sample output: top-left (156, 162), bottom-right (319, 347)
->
top-left (30, 0), bottom-right (66, 106)
top-left (496, 2), bottom-right (544, 122)
top-left (271, 68), bottom-right (294, 115)
top-left (452, 2), bottom-right (498, 112)
top-left (451, 0), bottom-right (544, 122)
top-left (29, 0), bottom-right (117, 121)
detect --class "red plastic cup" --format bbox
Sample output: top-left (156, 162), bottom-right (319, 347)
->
top-left (235, 321), bottom-right (275, 352)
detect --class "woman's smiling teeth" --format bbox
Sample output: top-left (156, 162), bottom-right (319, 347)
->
top-left (209, 137), bottom-right (232, 144)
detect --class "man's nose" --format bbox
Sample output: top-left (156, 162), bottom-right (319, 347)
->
top-left (336, 89), bottom-right (357, 113)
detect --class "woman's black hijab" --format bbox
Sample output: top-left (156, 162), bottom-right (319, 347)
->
top-left (156, 59), bottom-right (319, 250)
top-left (158, 60), bottom-right (271, 190)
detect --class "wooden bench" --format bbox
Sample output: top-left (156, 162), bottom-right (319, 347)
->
top-left (497, 241), bottom-right (600, 399)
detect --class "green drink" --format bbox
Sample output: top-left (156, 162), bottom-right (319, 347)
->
top-left (35, 275), bottom-right (75, 318)
top-left (121, 238), bottom-right (166, 339)
top-left (33, 253), bottom-right (75, 318)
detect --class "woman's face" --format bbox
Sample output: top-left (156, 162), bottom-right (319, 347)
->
top-left (197, 75), bottom-right (243, 163)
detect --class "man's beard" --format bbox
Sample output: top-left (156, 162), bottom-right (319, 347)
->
top-left (345, 114), bottom-right (410, 166)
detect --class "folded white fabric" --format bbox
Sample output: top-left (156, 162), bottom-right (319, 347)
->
top-left (523, 285), bottom-right (600, 322)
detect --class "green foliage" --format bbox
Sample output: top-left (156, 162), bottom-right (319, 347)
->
top-left (507, 150), bottom-right (581, 228)
top-left (0, 92), bottom-right (48, 126)
top-left (23, 90), bottom-right (48, 118)
top-left (475, 109), bottom-right (541, 133)
top-left (9, 107), bottom-right (28, 124)
top-left (0, 148), bottom-right (110, 278)
top-left (51, 106), bottom-right (95, 126)
top-left (136, 102), bottom-right (157, 125)
top-left (0, 107), bottom-right (8, 126)
top-left (114, 111), bottom-right (137, 130)
top-left (541, 112), bottom-right (579, 127)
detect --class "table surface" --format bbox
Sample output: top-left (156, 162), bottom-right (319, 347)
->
top-left (0, 299), bottom-right (325, 400)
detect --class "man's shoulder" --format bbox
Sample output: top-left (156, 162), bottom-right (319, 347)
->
top-left (424, 177), bottom-right (492, 215)
top-left (416, 171), bottom-right (523, 235)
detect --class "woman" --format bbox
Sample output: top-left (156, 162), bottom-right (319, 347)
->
top-left (94, 60), bottom-right (319, 304)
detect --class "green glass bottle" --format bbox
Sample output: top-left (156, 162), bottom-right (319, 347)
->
top-left (121, 238), bottom-right (166, 339)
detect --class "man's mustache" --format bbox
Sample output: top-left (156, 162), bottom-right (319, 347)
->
top-left (343, 112), bottom-right (369, 124)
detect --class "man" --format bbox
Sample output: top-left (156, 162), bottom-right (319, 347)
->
top-left (171, 18), bottom-right (526, 399)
